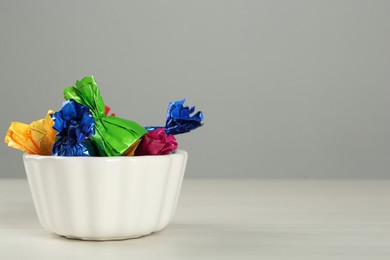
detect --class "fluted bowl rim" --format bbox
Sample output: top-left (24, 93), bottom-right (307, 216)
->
top-left (23, 150), bottom-right (187, 161)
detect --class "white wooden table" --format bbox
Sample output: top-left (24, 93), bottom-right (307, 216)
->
top-left (1, 179), bottom-right (389, 259)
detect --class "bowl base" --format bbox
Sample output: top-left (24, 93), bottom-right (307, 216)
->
top-left (62, 232), bottom-right (152, 241)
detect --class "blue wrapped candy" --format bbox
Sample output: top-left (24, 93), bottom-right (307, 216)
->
top-left (145, 99), bottom-right (203, 135)
top-left (165, 99), bottom-right (203, 135)
top-left (51, 100), bottom-right (96, 156)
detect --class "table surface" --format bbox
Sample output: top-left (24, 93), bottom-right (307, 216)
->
top-left (1, 179), bottom-right (389, 260)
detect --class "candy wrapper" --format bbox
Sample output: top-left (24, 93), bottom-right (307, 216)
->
top-left (5, 110), bottom-right (56, 155)
top-left (135, 128), bottom-right (178, 156)
top-left (51, 100), bottom-right (96, 156)
top-left (165, 99), bottom-right (204, 135)
top-left (145, 99), bottom-right (203, 135)
top-left (63, 76), bottom-right (147, 156)
top-left (139, 99), bottom-right (203, 155)
top-left (105, 105), bottom-right (116, 116)
top-left (5, 76), bottom-right (204, 157)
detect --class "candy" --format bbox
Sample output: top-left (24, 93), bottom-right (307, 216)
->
top-left (5, 77), bottom-right (204, 158)
top-left (5, 110), bottom-right (56, 155)
top-left (165, 99), bottom-right (203, 135)
top-left (63, 76), bottom-right (147, 156)
top-left (135, 128), bottom-right (178, 156)
top-left (104, 105), bottom-right (116, 116)
top-left (51, 100), bottom-right (96, 156)
top-left (145, 99), bottom-right (204, 136)
top-left (141, 99), bottom-right (203, 155)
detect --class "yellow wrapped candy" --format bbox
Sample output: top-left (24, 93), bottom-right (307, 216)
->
top-left (123, 139), bottom-right (141, 156)
top-left (5, 110), bottom-right (57, 155)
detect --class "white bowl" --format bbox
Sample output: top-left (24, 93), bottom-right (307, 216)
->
top-left (23, 150), bottom-right (188, 240)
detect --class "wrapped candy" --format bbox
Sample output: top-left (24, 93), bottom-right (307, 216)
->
top-left (135, 128), bottom-right (178, 156)
top-left (5, 110), bottom-right (56, 155)
top-left (165, 99), bottom-right (203, 135)
top-left (51, 100), bottom-right (96, 156)
top-left (105, 105), bottom-right (116, 116)
top-left (145, 99), bottom-right (203, 135)
top-left (123, 139), bottom-right (141, 156)
top-left (63, 76), bottom-right (147, 156)
top-left (140, 99), bottom-right (203, 155)
top-left (5, 76), bottom-right (204, 159)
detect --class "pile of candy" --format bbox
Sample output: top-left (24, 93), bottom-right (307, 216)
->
top-left (5, 76), bottom-right (203, 156)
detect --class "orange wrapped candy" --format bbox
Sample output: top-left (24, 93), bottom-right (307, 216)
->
top-left (5, 110), bottom-right (57, 155)
top-left (123, 139), bottom-right (141, 156)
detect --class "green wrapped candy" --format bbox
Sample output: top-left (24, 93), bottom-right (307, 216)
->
top-left (64, 76), bottom-right (147, 156)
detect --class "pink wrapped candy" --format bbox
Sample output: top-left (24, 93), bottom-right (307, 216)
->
top-left (135, 128), bottom-right (178, 156)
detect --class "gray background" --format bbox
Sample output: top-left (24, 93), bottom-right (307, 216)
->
top-left (1, 0), bottom-right (389, 179)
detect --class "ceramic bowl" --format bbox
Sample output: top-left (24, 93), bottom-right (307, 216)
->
top-left (23, 150), bottom-right (188, 240)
